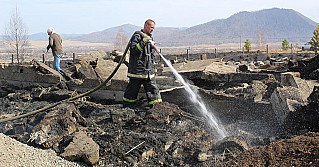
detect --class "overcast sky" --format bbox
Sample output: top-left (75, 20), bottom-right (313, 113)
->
top-left (1, 0), bottom-right (319, 35)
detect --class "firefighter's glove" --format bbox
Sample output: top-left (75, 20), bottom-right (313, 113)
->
top-left (142, 36), bottom-right (152, 43)
top-left (149, 40), bottom-right (155, 46)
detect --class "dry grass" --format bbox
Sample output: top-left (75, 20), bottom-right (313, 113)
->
top-left (0, 40), bottom-right (315, 64)
top-left (28, 40), bottom-right (113, 48)
top-left (155, 42), bottom-right (310, 54)
top-left (0, 40), bottom-right (114, 53)
top-left (0, 40), bottom-right (115, 63)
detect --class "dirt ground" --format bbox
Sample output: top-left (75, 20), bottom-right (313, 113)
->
top-left (218, 132), bottom-right (319, 166)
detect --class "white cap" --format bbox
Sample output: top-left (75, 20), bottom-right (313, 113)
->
top-left (47, 27), bottom-right (54, 33)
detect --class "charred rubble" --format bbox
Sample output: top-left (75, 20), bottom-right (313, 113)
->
top-left (0, 50), bottom-right (318, 166)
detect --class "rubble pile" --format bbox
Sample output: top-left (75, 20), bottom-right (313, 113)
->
top-left (0, 85), bottom-right (220, 166)
top-left (0, 80), bottom-right (318, 166)
top-left (0, 51), bottom-right (319, 166)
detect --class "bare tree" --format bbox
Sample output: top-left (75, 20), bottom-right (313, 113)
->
top-left (115, 28), bottom-right (128, 52)
top-left (256, 29), bottom-right (265, 50)
top-left (4, 6), bottom-right (29, 64)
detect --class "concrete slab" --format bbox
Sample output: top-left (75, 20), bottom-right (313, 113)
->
top-left (271, 86), bottom-right (306, 123)
top-left (94, 58), bottom-right (128, 81)
top-left (163, 59), bottom-right (218, 74)
top-left (281, 72), bottom-right (319, 103)
top-left (204, 62), bottom-right (237, 74)
top-left (33, 60), bottom-right (64, 81)
top-left (0, 62), bottom-right (62, 89)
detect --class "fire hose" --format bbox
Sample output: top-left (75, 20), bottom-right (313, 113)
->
top-left (0, 40), bottom-right (132, 123)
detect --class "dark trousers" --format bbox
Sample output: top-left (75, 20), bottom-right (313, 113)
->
top-left (123, 77), bottom-right (162, 107)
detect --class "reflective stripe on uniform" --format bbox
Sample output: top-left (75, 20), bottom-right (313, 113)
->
top-left (123, 97), bottom-right (137, 103)
top-left (136, 43), bottom-right (143, 51)
top-left (149, 99), bottom-right (162, 105)
top-left (127, 73), bottom-right (155, 79)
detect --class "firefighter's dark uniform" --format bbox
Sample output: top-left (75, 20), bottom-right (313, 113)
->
top-left (123, 30), bottom-right (162, 108)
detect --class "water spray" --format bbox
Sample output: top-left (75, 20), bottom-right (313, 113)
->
top-left (151, 42), bottom-right (227, 140)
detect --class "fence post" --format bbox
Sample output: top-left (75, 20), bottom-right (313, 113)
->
top-left (73, 53), bottom-right (75, 63)
top-left (266, 44), bottom-right (271, 59)
top-left (215, 48), bottom-right (217, 58)
top-left (12, 54), bottom-right (14, 64)
top-left (186, 49), bottom-right (189, 60)
top-left (42, 54), bottom-right (45, 63)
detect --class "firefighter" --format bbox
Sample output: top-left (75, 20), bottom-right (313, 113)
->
top-left (122, 19), bottom-right (162, 109)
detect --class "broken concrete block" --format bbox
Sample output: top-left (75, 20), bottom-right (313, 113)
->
top-left (36, 73), bottom-right (60, 84)
top-left (5, 65), bottom-right (36, 74)
top-left (105, 79), bottom-right (129, 91)
top-left (270, 86), bottom-right (305, 123)
top-left (251, 80), bottom-right (267, 102)
top-left (294, 78), bottom-right (318, 102)
top-left (74, 54), bottom-right (97, 64)
top-left (1, 64), bottom-right (60, 85)
top-left (94, 58), bottom-right (128, 81)
top-left (40, 89), bottom-right (76, 102)
top-left (286, 99), bottom-right (303, 112)
top-left (281, 72), bottom-right (300, 87)
top-left (76, 60), bottom-right (98, 79)
top-left (29, 103), bottom-right (86, 148)
top-left (280, 73), bottom-right (319, 103)
top-left (197, 152), bottom-right (213, 162)
top-left (153, 76), bottom-right (175, 87)
top-left (205, 62), bottom-right (237, 75)
top-left (33, 60), bottom-right (64, 79)
top-left (81, 78), bottom-right (101, 88)
top-left (60, 131), bottom-right (100, 165)
top-left (141, 148), bottom-right (155, 161)
top-left (29, 115), bottom-right (77, 148)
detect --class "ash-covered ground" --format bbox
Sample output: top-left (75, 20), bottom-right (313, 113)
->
top-left (0, 50), bottom-right (319, 166)
top-left (0, 81), bottom-right (318, 166)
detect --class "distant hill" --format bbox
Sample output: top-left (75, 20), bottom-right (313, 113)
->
top-left (70, 24), bottom-right (140, 43)
top-left (70, 24), bottom-right (185, 44)
top-left (27, 8), bottom-right (318, 46)
top-left (157, 8), bottom-right (318, 46)
top-left (28, 33), bottom-right (47, 40)
top-left (0, 33), bottom-right (82, 41)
